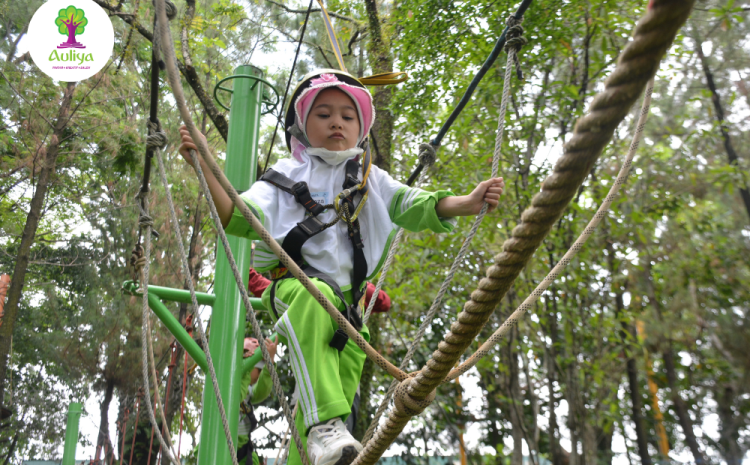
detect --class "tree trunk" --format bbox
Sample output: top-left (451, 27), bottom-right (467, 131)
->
top-left (95, 378), bottom-right (116, 462)
top-left (695, 39), bottom-right (750, 223)
top-left (661, 347), bottom-right (708, 464)
top-left (645, 263), bottom-right (708, 465)
top-left (715, 384), bottom-right (744, 465)
top-left (623, 334), bottom-right (653, 465)
top-left (478, 368), bottom-right (506, 465)
top-left (363, 0), bottom-right (394, 172)
top-left (0, 82), bottom-right (77, 406)
top-left (546, 293), bottom-right (562, 465)
top-left (597, 427), bottom-right (614, 465)
top-left (5, 20), bottom-right (28, 63)
top-left (605, 228), bottom-right (652, 465)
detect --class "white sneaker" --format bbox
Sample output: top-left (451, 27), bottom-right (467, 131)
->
top-left (307, 418), bottom-right (363, 465)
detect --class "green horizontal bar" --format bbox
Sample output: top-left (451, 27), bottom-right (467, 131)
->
top-left (148, 293), bottom-right (208, 372)
top-left (146, 284), bottom-right (266, 310)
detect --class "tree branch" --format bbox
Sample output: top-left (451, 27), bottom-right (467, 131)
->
top-left (265, 0), bottom-right (359, 23)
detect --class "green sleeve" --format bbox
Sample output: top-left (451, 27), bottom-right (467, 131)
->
top-left (389, 187), bottom-right (457, 233)
top-left (250, 365), bottom-right (273, 404)
top-left (223, 195), bottom-right (265, 241)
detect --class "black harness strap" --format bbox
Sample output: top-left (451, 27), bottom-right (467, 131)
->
top-left (261, 157), bottom-right (368, 350)
top-left (261, 169), bottom-right (326, 216)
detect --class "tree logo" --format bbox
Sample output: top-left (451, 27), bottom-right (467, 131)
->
top-left (27, 0), bottom-right (114, 81)
top-left (55, 5), bottom-right (89, 49)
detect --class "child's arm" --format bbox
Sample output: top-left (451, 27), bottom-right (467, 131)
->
top-left (435, 177), bottom-right (505, 217)
top-left (178, 125), bottom-right (234, 227)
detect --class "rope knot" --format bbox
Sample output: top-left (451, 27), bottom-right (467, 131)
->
top-left (504, 16), bottom-right (527, 80)
top-left (393, 379), bottom-right (435, 416)
top-left (418, 143), bottom-right (437, 167)
top-left (147, 130), bottom-right (169, 149)
top-left (130, 244), bottom-right (146, 281)
top-left (153, 0), bottom-right (178, 20)
top-left (147, 120), bottom-right (169, 149)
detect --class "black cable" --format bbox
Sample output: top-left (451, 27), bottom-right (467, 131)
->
top-left (405, 0), bottom-right (534, 185)
top-left (262, 0), bottom-right (316, 175)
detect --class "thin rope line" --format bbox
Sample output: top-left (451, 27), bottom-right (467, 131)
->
top-left (361, 30), bottom-right (520, 447)
top-left (187, 149), bottom-right (310, 464)
top-left (445, 78), bottom-right (656, 381)
top-left (154, 148), bottom-right (242, 465)
top-left (139, 193), bottom-right (181, 465)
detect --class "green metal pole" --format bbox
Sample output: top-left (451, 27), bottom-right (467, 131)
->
top-left (148, 293), bottom-right (208, 372)
top-left (145, 284), bottom-right (266, 309)
top-left (198, 65), bottom-right (263, 465)
top-left (62, 402), bottom-right (82, 465)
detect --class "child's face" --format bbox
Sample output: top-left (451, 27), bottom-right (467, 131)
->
top-left (305, 88), bottom-right (361, 151)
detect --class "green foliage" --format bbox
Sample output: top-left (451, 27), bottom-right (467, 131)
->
top-left (55, 5), bottom-right (87, 35)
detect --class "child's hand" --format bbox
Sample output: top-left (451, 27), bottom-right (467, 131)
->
top-left (178, 124), bottom-right (207, 167)
top-left (465, 177), bottom-right (505, 214)
top-left (265, 336), bottom-right (279, 363)
top-left (435, 177), bottom-right (505, 217)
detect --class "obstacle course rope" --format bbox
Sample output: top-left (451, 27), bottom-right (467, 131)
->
top-left (137, 191), bottom-right (180, 465)
top-left (153, 2), bottom-right (311, 463)
top-left (361, 16), bottom-right (525, 445)
top-left (351, 2), bottom-right (694, 463)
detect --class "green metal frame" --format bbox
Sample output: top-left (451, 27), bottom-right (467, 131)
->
top-left (121, 280), bottom-right (268, 374)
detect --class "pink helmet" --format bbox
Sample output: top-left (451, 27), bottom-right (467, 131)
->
top-left (285, 69), bottom-right (375, 162)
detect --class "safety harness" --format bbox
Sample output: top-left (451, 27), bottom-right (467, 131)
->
top-left (237, 397), bottom-right (258, 465)
top-left (259, 148), bottom-right (371, 351)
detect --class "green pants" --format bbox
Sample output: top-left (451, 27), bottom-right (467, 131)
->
top-left (262, 277), bottom-right (368, 465)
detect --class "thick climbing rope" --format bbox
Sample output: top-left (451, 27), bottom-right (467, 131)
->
top-left (153, 0), bottom-right (409, 384)
top-left (154, 5), bottom-right (312, 462)
top-left (362, 17), bottom-right (525, 446)
top-left (447, 78), bottom-right (655, 381)
top-left (131, 5), bottom-right (248, 465)
top-left (352, 1), bottom-right (694, 463)
top-left (186, 147), bottom-right (311, 464)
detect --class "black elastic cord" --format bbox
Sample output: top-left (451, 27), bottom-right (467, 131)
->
top-left (404, 0), bottom-right (534, 185)
top-left (262, 0), bottom-right (316, 175)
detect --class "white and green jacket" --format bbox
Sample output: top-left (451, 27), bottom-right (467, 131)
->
top-left (225, 148), bottom-right (457, 292)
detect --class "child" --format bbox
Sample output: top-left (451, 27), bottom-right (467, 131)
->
top-left (179, 69), bottom-right (504, 465)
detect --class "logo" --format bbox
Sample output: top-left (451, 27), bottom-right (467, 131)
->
top-left (28, 0), bottom-right (114, 81)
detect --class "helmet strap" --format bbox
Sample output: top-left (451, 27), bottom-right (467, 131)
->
top-left (288, 123), bottom-right (311, 148)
